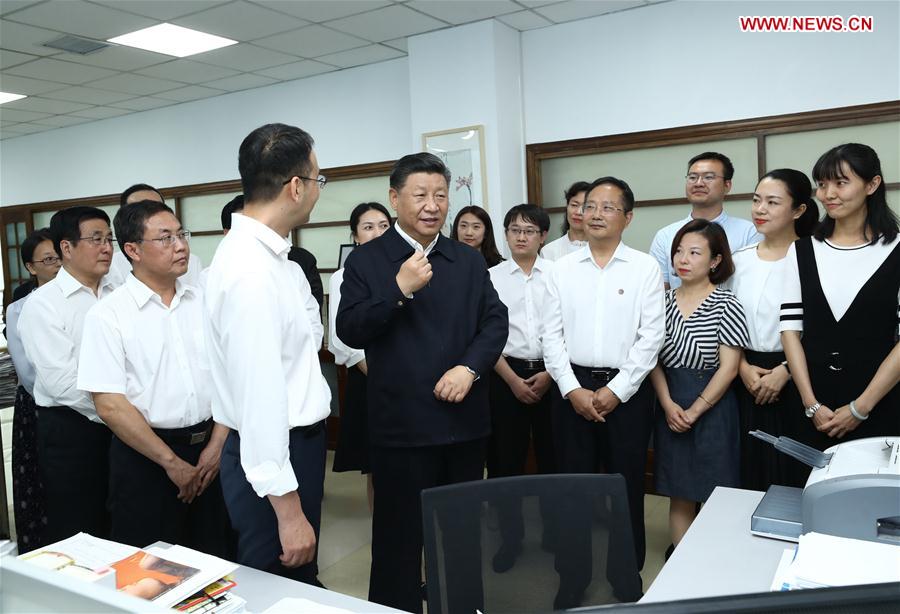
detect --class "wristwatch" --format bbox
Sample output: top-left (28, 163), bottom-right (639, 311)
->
top-left (463, 366), bottom-right (480, 382)
top-left (804, 402), bottom-right (821, 418)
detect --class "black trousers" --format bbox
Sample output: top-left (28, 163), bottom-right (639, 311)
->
top-left (489, 365), bottom-right (556, 546)
top-left (219, 423), bottom-right (326, 584)
top-left (369, 438), bottom-right (485, 614)
top-left (552, 370), bottom-right (653, 571)
top-left (108, 422), bottom-right (230, 557)
top-left (36, 406), bottom-right (111, 543)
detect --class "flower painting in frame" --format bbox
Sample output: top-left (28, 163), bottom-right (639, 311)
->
top-left (422, 125), bottom-right (488, 234)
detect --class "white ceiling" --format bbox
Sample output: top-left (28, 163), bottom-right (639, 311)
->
top-left (0, 0), bottom-right (664, 140)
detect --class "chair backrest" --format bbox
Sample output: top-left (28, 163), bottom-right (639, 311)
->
top-left (421, 473), bottom-right (641, 614)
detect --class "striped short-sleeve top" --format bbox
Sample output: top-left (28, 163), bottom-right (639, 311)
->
top-left (660, 287), bottom-right (750, 370)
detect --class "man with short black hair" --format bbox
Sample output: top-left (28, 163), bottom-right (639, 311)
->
top-left (650, 152), bottom-right (759, 289)
top-left (204, 123), bottom-right (329, 585)
top-left (78, 200), bottom-right (230, 555)
top-left (18, 206), bottom-right (118, 543)
top-left (337, 152), bottom-right (508, 613)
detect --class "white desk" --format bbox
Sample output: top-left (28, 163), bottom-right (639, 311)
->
top-left (641, 487), bottom-right (793, 603)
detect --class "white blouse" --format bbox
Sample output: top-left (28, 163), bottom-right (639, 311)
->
top-left (727, 243), bottom-right (788, 352)
top-left (541, 233), bottom-right (586, 261)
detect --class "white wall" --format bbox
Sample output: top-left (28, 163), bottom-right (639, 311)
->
top-left (522, 0), bottom-right (900, 144)
top-left (0, 58), bottom-right (411, 205)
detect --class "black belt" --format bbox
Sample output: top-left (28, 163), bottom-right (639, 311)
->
top-left (506, 356), bottom-right (545, 371)
top-left (153, 419), bottom-right (213, 446)
top-left (571, 364), bottom-right (620, 384)
top-left (291, 420), bottom-right (325, 437)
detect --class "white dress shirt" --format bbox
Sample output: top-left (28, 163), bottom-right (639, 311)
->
top-left (77, 275), bottom-right (212, 429)
top-left (328, 268), bottom-right (364, 367)
top-left (489, 257), bottom-right (553, 360)
top-left (108, 249), bottom-right (203, 288)
top-left (649, 210), bottom-right (760, 288)
top-left (541, 233), bottom-right (586, 262)
top-left (395, 223), bottom-right (439, 256)
top-left (17, 267), bottom-right (117, 420)
top-left (204, 213), bottom-right (330, 498)
top-left (6, 296), bottom-right (36, 396)
top-left (542, 243), bottom-right (665, 401)
top-left (726, 243), bottom-right (788, 352)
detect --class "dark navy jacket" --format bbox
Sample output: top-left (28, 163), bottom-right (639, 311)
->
top-left (336, 227), bottom-right (508, 447)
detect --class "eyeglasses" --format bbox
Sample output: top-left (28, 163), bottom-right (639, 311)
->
top-left (686, 173), bottom-right (726, 184)
top-left (282, 175), bottom-right (328, 189)
top-left (138, 231), bottom-right (191, 247)
top-left (506, 227), bottom-right (541, 237)
top-left (580, 203), bottom-right (624, 216)
top-left (30, 256), bottom-right (61, 266)
top-left (79, 235), bottom-right (116, 247)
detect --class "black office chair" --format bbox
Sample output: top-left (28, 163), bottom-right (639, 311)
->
top-left (421, 473), bottom-right (642, 613)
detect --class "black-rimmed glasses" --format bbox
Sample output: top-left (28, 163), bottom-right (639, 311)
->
top-left (282, 175), bottom-right (327, 189)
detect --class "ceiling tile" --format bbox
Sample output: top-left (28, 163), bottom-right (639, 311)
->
top-left (0, 73), bottom-right (68, 95)
top-left (191, 43), bottom-right (299, 72)
top-left (382, 37), bottom-right (408, 52)
top-left (406, 1), bottom-right (519, 25)
top-left (69, 105), bottom-right (131, 119)
top-left (1, 122), bottom-right (50, 134)
top-left (31, 114), bottom-right (92, 127)
top-left (257, 59), bottom-right (337, 80)
top-left (87, 73), bottom-right (183, 95)
top-left (4, 96), bottom-right (90, 114)
top-left (254, 24), bottom-right (368, 57)
top-left (6, 0), bottom-right (156, 40)
top-left (136, 59), bottom-right (239, 83)
top-left (4, 57), bottom-right (118, 84)
top-left (91, 1), bottom-right (230, 21)
top-left (0, 107), bottom-right (52, 122)
top-left (174, 0), bottom-right (308, 41)
top-left (326, 4), bottom-right (447, 41)
top-left (516, 1), bottom-right (564, 6)
top-left (43, 85), bottom-right (135, 104)
top-left (496, 9), bottom-right (553, 30)
top-left (61, 45), bottom-right (172, 71)
top-left (201, 73), bottom-right (278, 92)
top-left (0, 1), bottom-right (44, 17)
top-left (315, 43), bottom-right (404, 68)
top-left (535, 0), bottom-right (646, 23)
top-left (154, 84), bottom-right (226, 102)
top-left (0, 118), bottom-right (21, 128)
top-left (0, 19), bottom-right (68, 56)
top-left (253, 0), bottom-right (392, 22)
top-left (109, 96), bottom-right (174, 111)
top-left (0, 49), bottom-right (39, 69)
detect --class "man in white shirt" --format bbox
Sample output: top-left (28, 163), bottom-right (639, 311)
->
top-left (204, 123), bottom-right (330, 585)
top-left (649, 152), bottom-right (760, 289)
top-left (18, 206), bottom-right (118, 543)
top-left (543, 177), bottom-right (665, 608)
top-left (488, 204), bottom-right (556, 572)
top-left (107, 184), bottom-right (204, 287)
top-left (78, 200), bottom-right (230, 555)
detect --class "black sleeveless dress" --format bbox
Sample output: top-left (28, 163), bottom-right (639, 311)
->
top-left (793, 237), bottom-right (900, 452)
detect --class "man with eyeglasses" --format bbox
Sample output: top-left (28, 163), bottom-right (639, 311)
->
top-left (77, 200), bottom-right (230, 556)
top-left (204, 123), bottom-right (330, 586)
top-left (18, 206), bottom-right (119, 543)
top-left (485, 204), bottom-right (556, 573)
top-left (107, 183), bottom-right (205, 288)
top-left (542, 177), bottom-right (664, 609)
top-left (649, 152), bottom-right (760, 289)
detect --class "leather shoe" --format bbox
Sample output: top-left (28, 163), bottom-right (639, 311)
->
top-left (553, 583), bottom-right (584, 610)
top-left (491, 542), bottom-right (522, 573)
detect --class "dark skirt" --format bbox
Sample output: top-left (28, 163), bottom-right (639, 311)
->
top-left (654, 367), bottom-right (740, 502)
top-left (12, 386), bottom-right (48, 553)
top-left (736, 351), bottom-right (809, 490)
top-left (332, 365), bottom-right (370, 473)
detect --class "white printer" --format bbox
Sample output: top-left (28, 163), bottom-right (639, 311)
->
top-left (750, 434), bottom-right (900, 545)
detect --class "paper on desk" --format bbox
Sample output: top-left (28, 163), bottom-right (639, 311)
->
top-left (143, 545), bottom-right (238, 608)
top-left (263, 598), bottom-right (357, 614)
top-left (19, 532), bottom-right (138, 572)
top-left (790, 532), bottom-right (900, 587)
top-left (769, 547), bottom-right (799, 591)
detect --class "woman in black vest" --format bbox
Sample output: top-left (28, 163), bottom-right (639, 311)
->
top-left (781, 143), bottom-right (900, 457)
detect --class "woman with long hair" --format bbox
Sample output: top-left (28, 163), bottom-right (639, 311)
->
top-left (541, 181), bottom-right (590, 261)
top-left (451, 205), bottom-right (504, 267)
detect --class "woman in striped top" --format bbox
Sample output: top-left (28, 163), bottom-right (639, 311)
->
top-left (650, 219), bottom-right (750, 550)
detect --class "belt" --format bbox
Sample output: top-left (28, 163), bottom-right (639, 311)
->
top-left (153, 419), bottom-right (213, 446)
top-left (506, 356), bottom-right (545, 371)
top-left (291, 420), bottom-right (325, 437)
top-left (571, 364), bottom-right (620, 384)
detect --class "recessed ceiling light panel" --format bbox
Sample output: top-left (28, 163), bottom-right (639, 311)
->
top-left (108, 23), bottom-right (237, 58)
top-left (0, 92), bottom-right (27, 105)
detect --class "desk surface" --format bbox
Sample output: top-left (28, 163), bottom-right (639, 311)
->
top-left (641, 487), bottom-right (793, 603)
top-left (152, 542), bottom-right (398, 613)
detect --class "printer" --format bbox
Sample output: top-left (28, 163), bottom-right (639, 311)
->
top-left (749, 434), bottom-right (900, 545)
